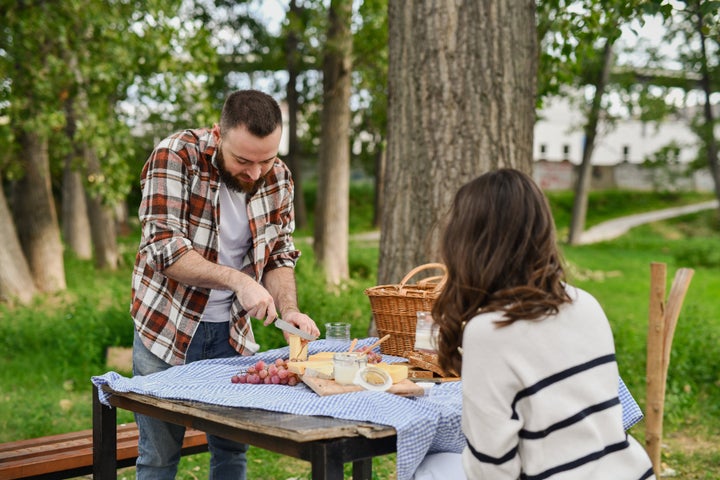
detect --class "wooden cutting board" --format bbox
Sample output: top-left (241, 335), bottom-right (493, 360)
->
top-left (302, 376), bottom-right (424, 397)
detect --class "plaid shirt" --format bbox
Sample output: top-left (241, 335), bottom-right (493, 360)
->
top-left (131, 128), bottom-right (300, 365)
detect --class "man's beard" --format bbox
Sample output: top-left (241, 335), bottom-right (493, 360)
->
top-left (217, 151), bottom-right (258, 194)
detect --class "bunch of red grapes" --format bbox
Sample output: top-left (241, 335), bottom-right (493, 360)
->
top-left (230, 358), bottom-right (300, 386)
top-left (355, 346), bottom-right (382, 364)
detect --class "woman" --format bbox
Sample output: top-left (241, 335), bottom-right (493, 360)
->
top-left (432, 169), bottom-right (655, 479)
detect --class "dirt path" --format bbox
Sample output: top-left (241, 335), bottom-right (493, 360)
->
top-left (345, 200), bottom-right (719, 246)
top-left (577, 200), bottom-right (718, 244)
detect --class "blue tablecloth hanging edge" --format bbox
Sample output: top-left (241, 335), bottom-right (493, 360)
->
top-left (91, 337), bottom-right (643, 480)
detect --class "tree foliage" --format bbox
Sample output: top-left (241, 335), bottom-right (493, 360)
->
top-left (1, 0), bottom-right (719, 301)
top-left (667, 0), bottom-right (720, 205)
top-left (0, 0), bottom-right (220, 298)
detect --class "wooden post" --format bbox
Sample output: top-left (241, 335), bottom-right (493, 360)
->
top-left (662, 268), bottom-right (694, 383)
top-left (645, 263), bottom-right (694, 475)
top-left (645, 262), bottom-right (666, 474)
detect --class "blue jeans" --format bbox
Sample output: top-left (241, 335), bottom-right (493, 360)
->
top-left (132, 323), bottom-right (248, 480)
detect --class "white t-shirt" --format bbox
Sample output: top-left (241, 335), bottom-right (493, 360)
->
top-left (202, 183), bottom-right (253, 323)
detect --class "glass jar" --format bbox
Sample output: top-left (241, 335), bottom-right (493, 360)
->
top-left (354, 366), bottom-right (392, 392)
top-left (415, 311), bottom-right (437, 353)
top-left (325, 322), bottom-right (351, 342)
top-left (333, 352), bottom-right (367, 385)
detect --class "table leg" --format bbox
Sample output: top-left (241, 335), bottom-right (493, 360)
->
top-left (309, 443), bottom-right (347, 480)
top-left (307, 442), bottom-right (377, 480)
top-left (92, 385), bottom-right (117, 480)
top-left (352, 458), bottom-right (372, 480)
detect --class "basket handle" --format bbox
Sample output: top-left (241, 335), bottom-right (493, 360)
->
top-left (398, 263), bottom-right (447, 292)
top-left (418, 275), bottom-right (444, 286)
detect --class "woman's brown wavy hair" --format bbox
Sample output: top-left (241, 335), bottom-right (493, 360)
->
top-left (432, 169), bottom-right (570, 376)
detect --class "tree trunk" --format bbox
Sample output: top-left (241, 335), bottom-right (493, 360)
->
top-left (381, 0), bottom-right (537, 285)
top-left (696, 10), bottom-right (720, 212)
top-left (62, 49), bottom-right (118, 268)
top-left (373, 145), bottom-right (386, 229)
top-left (61, 91), bottom-right (93, 259)
top-left (12, 130), bottom-right (66, 292)
top-left (84, 146), bottom-right (119, 270)
top-left (568, 39), bottom-right (614, 245)
top-left (62, 158), bottom-right (93, 260)
top-left (0, 179), bottom-right (38, 304)
top-left (284, 0), bottom-right (308, 230)
top-left (313, 0), bottom-right (353, 285)
top-left (115, 201), bottom-right (131, 236)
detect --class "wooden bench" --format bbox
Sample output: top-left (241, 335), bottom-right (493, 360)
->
top-left (0, 423), bottom-right (208, 480)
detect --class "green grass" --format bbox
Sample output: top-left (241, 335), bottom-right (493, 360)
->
top-left (1, 188), bottom-right (719, 479)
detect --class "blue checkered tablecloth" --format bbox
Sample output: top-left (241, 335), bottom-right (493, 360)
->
top-left (91, 338), bottom-right (643, 480)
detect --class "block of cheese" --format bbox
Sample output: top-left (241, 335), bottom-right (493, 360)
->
top-left (287, 360), bottom-right (333, 376)
top-left (289, 351), bottom-right (336, 378)
top-left (288, 335), bottom-right (308, 361)
top-left (304, 364), bottom-right (334, 379)
top-left (308, 351), bottom-right (336, 361)
top-left (374, 363), bottom-right (408, 384)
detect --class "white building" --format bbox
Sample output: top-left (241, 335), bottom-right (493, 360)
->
top-left (532, 95), bottom-right (714, 191)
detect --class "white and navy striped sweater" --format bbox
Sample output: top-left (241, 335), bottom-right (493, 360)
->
top-left (461, 285), bottom-right (655, 479)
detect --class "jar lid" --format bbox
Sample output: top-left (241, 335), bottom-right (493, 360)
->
top-left (333, 352), bottom-right (366, 362)
top-left (353, 366), bottom-right (392, 392)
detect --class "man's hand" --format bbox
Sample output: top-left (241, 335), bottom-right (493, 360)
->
top-left (162, 251), bottom-right (312, 331)
top-left (265, 310), bottom-right (320, 341)
top-left (234, 276), bottom-right (278, 322)
top-left (261, 267), bottom-right (320, 339)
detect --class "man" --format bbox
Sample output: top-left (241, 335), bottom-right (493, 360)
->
top-left (131, 89), bottom-right (320, 479)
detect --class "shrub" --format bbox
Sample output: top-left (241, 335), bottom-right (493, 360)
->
top-left (673, 239), bottom-right (720, 268)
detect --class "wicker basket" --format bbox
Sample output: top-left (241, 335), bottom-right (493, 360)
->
top-left (364, 263), bottom-right (447, 357)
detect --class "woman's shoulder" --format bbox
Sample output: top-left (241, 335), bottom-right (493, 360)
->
top-left (463, 310), bottom-right (523, 342)
top-left (564, 284), bottom-right (603, 308)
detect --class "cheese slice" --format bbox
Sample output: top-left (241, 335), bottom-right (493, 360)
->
top-left (288, 335), bottom-right (308, 361)
top-left (308, 351), bottom-right (336, 361)
top-left (287, 360), bottom-right (333, 375)
top-left (304, 364), bottom-right (334, 379)
top-left (375, 363), bottom-right (409, 384)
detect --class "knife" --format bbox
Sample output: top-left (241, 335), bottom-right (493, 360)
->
top-left (274, 318), bottom-right (318, 341)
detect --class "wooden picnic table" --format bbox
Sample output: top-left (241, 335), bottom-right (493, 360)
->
top-left (92, 384), bottom-right (398, 480)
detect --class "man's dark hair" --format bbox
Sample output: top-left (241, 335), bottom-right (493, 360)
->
top-left (219, 90), bottom-right (282, 138)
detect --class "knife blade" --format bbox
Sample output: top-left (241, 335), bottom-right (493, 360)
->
top-left (274, 318), bottom-right (318, 341)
